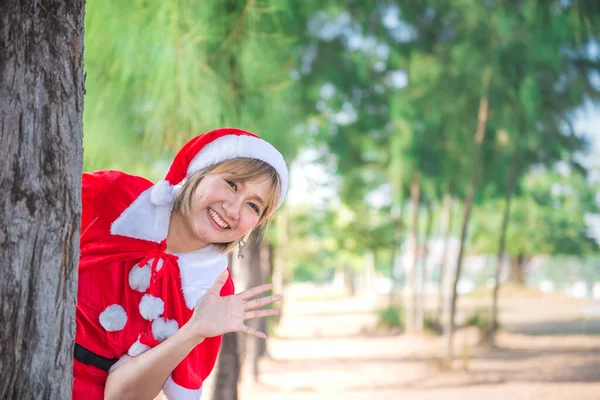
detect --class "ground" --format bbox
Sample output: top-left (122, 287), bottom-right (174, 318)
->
top-left (242, 287), bottom-right (600, 400)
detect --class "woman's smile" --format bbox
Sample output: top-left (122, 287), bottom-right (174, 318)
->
top-left (207, 208), bottom-right (230, 230)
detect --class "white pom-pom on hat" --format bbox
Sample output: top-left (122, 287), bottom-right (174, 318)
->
top-left (139, 294), bottom-right (165, 321)
top-left (150, 180), bottom-right (176, 206)
top-left (99, 304), bottom-right (128, 332)
top-left (152, 318), bottom-right (179, 342)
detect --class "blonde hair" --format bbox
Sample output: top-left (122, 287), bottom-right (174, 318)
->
top-left (173, 158), bottom-right (281, 253)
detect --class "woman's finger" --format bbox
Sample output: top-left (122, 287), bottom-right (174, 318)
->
top-left (244, 295), bottom-right (283, 311)
top-left (244, 308), bottom-right (279, 321)
top-left (240, 324), bottom-right (267, 339)
top-left (239, 283), bottom-right (274, 300)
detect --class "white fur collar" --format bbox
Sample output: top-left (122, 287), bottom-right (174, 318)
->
top-left (111, 186), bottom-right (228, 309)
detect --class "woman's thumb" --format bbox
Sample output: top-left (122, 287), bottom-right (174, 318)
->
top-left (208, 269), bottom-right (229, 294)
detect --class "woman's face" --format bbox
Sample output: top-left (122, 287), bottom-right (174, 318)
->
top-left (183, 173), bottom-right (273, 247)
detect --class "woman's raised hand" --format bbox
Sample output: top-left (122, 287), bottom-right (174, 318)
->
top-left (187, 270), bottom-right (282, 339)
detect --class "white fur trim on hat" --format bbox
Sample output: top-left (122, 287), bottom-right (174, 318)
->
top-left (128, 263), bottom-right (151, 292)
top-left (152, 318), bottom-right (179, 342)
top-left (187, 134), bottom-right (288, 207)
top-left (99, 304), bottom-right (128, 332)
top-left (139, 294), bottom-right (165, 321)
top-left (128, 337), bottom-right (151, 357)
top-left (162, 375), bottom-right (202, 400)
top-left (151, 180), bottom-right (176, 206)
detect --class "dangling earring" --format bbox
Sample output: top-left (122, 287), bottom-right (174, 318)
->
top-left (238, 238), bottom-right (246, 259)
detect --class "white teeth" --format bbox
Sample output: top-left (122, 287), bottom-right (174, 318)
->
top-left (209, 209), bottom-right (229, 229)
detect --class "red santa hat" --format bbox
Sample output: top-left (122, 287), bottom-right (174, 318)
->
top-left (149, 128), bottom-right (288, 208)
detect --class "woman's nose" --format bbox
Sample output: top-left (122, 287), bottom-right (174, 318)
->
top-left (223, 200), bottom-right (241, 220)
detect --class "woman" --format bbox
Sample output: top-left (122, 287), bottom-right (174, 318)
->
top-left (74, 128), bottom-right (288, 400)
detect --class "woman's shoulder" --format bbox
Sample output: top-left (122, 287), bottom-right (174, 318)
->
top-left (83, 170), bottom-right (153, 199)
top-left (82, 170), bottom-right (155, 224)
top-left (83, 170), bottom-right (153, 189)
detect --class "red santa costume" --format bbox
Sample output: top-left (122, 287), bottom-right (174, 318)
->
top-left (73, 128), bottom-right (288, 399)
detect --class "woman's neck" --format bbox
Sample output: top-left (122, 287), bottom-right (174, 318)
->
top-left (166, 211), bottom-right (208, 254)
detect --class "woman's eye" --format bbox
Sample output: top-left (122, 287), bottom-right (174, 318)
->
top-left (226, 180), bottom-right (237, 191)
top-left (248, 202), bottom-right (260, 214)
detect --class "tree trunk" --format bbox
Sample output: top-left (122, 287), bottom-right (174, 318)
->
top-left (445, 68), bottom-right (492, 365)
top-left (210, 332), bottom-right (240, 400)
top-left (0, 2), bottom-right (84, 398)
top-left (209, 254), bottom-right (241, 400)
top-left (389, 206), bottom-right (404, 306)
top-left (507, 254), bottom-right (527, 285)
top-left (436, 194), bottom-right (453, 324)
top-left (256, 242), bottom-right (273, 358)
top-left (489, 148), bottom-right (520, 341)
top-left (405, 172), bottom-right (420, 332)
top-left (388, 168), bottom-right (404, 307)
top-left (272, 208), bottom-right (288, 322)
top-left (240, 230), bottom-right (263, 384)
top-left (416, 201), bottom-right (434, 331)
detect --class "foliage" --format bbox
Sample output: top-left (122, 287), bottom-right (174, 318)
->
top-left (423, 314), bottom-right (443, 335)
top-left (471, 169), bottom-right (599, 257)
top-left (376, 306), bottom-right (404, 330)
top-left (463, 308), bottom-right (496, 333)
top-left (84, 0), bottom-right (304, 176)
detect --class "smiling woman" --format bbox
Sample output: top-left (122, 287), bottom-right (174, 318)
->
top-left (74, 128), bottom-right (288, 400)
top-left (170, 157), bottom-right (282, 254)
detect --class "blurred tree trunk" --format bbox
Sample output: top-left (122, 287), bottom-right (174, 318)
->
top-left (389, 202), bottom-right (404, 306)
top-left (241, 230), bottom-right (263, 383)
top-left (436, 194), bottom-right (453, 324)
top-left (489, 148), bottom-right (520, 341)
top-left (211, 0), bottom-right (250, 395)
top-left (406, 172), bottom-right (420, 332)
top-left (210, 332), bottom-right (240, 400)
top-left (272, 208), bottom-right (288, 322)
top-left (507, 254), bottom-right (527, 285)
top-left (256, 242), bottom-right (273, 358)
top-left (0, 1), bottom-right (84, 399)
top-left (445, 69), bottom-right (491, 365)
top-left (343, 266), bottom-right (356, 296)
top-left (209, 254), bottom-right (241, 400)
top-left (416, 201), bottom-right (434, 331)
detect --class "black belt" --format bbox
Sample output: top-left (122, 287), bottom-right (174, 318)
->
top-left (74, 343), bottom-right (119, 372)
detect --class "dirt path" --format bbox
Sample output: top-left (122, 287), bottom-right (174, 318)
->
top-left (243, 294), bottom-right (600, 400)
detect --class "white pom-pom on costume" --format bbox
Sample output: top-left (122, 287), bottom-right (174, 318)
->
top-left (152, 318), bottom-right (179, 342)
top-left (139, 294), bottom-right (165, 321)
top-left (150, 180), bottom-right (176, 206)
top-left (128, 337), bottom-right (151, 357)
top-left (99, 304), bottom-right (128, 332)
top-left (128, 264), bottom-right (151, 292)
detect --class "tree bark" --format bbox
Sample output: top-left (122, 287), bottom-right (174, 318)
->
top-left (416, 201), bottom-right (434, 331)
top-left (209, 254), bottom-right (241, 400)
top-left (0, 1), bottom-right (84, 398)
top-left (240, 230), bottom-right (263, 384)
top-left (507, 254), bottom-right (527, 285)
top-left (445, 68), bottom-right (491, 365)
top-left (405, 172), bottom-right (420, 332)
top-left (436, 194), bottom-right (453, 324)
top-left (272, 208), bottom-right (288, 322)
top-left (210, 332), bottom-right (240, 400)
top-left (489, 147), bottom-right (520, 341)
